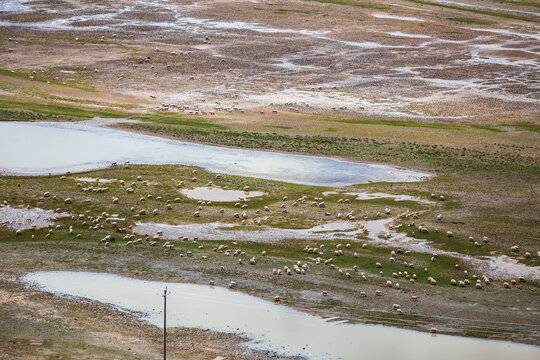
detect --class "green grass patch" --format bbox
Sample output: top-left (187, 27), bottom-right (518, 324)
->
top-left (265, 125), bottom-right (293, 130)
top-left (403, 0), bottom-right (539, 22)
top-left (305, 0), bottom-right (389, 9)
top-left (511, 122), bottom-right (540, 133)
top-left (0, 97), bottom-right (126, 121)
top-left (447, 17), bottom-right (496, 25)
top-left (0, 68), bottom-right (97, 92)
top-left (326, 117), bottom-right (464, 131)
top-left (487, 0), bottom-right (540, 9)
top-left (136, 113), bottom-right (227, 129)
top-left (470, 124), bottom-right (504, 132)
top-left (273, 9), bottom-right (320, 15)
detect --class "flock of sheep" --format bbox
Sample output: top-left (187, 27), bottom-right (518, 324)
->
top-left (5, 169), bottom-right (536, 324)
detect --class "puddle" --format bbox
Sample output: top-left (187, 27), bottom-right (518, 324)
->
top-left (0, 121), bottom-right (430, 186)
top-left (387, 31), bottom-right (431, 39)
top-left (76, 177), bottom-right (117, 183)
top-left (372, 14), bottom-right (424, 22)
top-left (0, 0), bottom-right (30, 12)
top-left (343, 192), bottom-right (435, 204)
top-left (23, 271), bottom-right (540, 360)
top-left (134, 221), bottom-right (361, 243)
top-left (0, 205), bottom-right (69, 230)
top-left (475, 255), bottom-right (540, 281)
top-left (472, 28), bottom-right (540, 42)
top-left (181, 187), bottom-right (264, 202)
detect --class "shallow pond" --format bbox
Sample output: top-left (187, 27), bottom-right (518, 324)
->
top-left (0, 205), bottom-right (69, 230)
top-left (181, 187), bottom-right (265, 202)
top-left (343, 192), bottom-right (435, 204)
top-left (372, 13), bottom-right (424, 22)
top-left (0, 121), bottom-right (429, 186)
top-left (23, 271), bottom-right (540, 360)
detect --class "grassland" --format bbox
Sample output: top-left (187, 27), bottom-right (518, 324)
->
top-left (0, 0), bottom-right (539, 356)
top-left (1, 162), bottom-right (538, 351)
top-left (447, 17), bottom-right (496, 25)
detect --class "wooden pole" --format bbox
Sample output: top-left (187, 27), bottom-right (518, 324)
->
top-left (163, 286), bottom-right (167, 360)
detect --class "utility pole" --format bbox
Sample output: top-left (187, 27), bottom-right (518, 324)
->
top-left (163, 286), bottom-right (168, 360)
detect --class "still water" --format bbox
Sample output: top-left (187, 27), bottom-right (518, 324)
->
top-left (0, 121), bottom-right (429, 186)
top-left (24, 271), bottom-right (540, 360)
